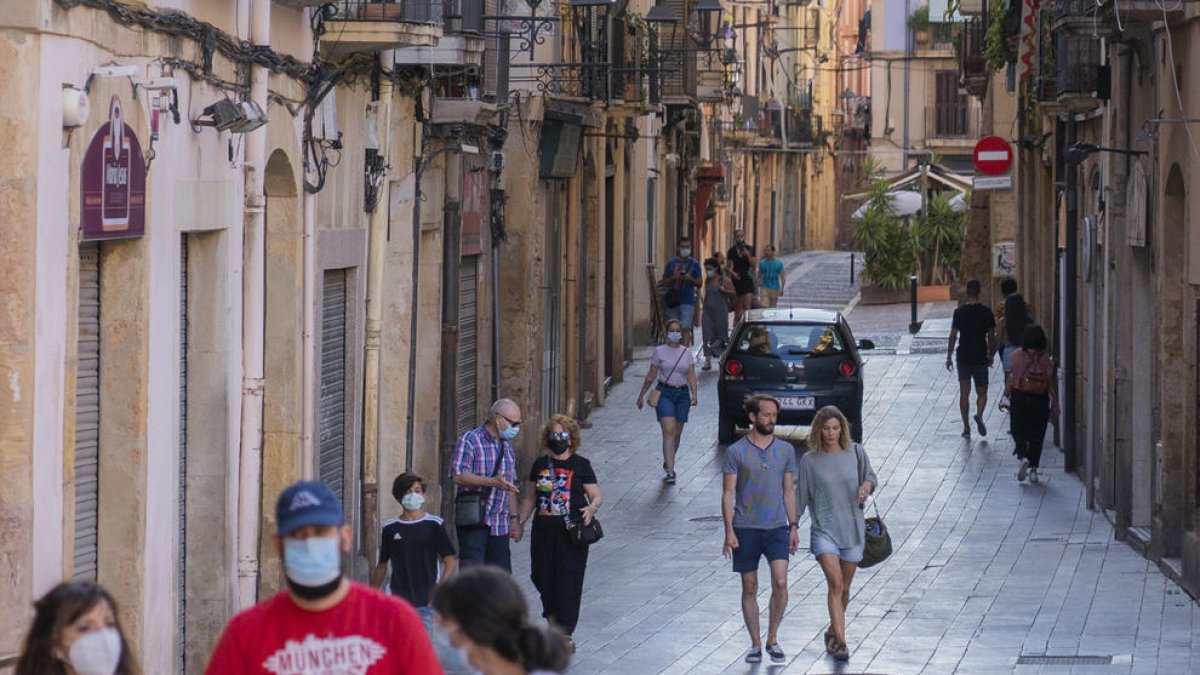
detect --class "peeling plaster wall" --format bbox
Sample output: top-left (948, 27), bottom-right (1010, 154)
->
top-left (0, 24), bottom-right (39, 660)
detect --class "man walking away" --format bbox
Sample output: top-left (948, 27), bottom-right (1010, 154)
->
top-left (659, 236), bottom-right (702, 346)
top-left (727, 229), bottom-right (758, 325)
top-left (757, 245), bottom-right (786, 308)
top-left (451, 399), bottom-right (523, 571)
top-left (206, 480), bottom-right (442, 674)
top-left (721, 395), bottom-right (799, 664)
top-left (946, 279), bottom-right (997, 439)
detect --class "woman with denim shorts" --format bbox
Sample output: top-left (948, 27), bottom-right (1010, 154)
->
top-left (636, 319), bottom-right (698, 484)
top-left (796, 406), bottom-right (877, 662)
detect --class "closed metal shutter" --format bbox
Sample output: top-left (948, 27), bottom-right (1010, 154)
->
top-left (177, 235), bottom-right (189, 673)
top-left (319, 270), bottom-right (348, 500)
top-left (457, 258), bottom-right (479, 434)
top-left (74, 244), bottom-right (101, 581)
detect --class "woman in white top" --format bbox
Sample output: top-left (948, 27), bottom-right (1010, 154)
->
top-left (635, 319), bottom-right (698, 484)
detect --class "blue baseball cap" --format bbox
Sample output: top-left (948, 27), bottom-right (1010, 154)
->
top-left (276, 481), bottom-right (344, 536)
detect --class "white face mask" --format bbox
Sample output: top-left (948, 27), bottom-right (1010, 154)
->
top-left (67, 627), bottom-right (122, 675)
top-left (401, 493), bottom-right (425, 511)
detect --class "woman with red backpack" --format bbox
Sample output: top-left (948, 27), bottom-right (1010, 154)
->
top-left (1002, 324), bottom-right (1059, 483)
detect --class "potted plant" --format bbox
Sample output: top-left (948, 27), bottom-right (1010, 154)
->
top-left (909, 5), bottom-right (931, 46)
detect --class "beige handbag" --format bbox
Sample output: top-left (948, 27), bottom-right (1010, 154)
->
top-left (648, 349), bottom-right (687, 407)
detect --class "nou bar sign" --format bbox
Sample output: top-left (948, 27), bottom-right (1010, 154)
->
top-left (81, 97), bottom-right (146, 240)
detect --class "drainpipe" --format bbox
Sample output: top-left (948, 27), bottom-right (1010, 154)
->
top-left (406, 139), bottom-right (467, 469)
top-left (1063, 114), bottom-right (1078, 473)
top-left (361, 54), bottom-right (393, 568)
top-left (237, 0), bottom-right (269, 609)
top-left (301, 193), bottom-right (316, 476)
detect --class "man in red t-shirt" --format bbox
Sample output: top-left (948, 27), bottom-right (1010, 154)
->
top-left (206, 480), bottom-right (442, 674)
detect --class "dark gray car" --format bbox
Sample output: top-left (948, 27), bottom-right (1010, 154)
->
top-left (717, 308), bottom-right (874, 443)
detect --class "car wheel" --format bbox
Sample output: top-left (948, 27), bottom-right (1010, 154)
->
top-left (718, 413), bottom-right (737, 443)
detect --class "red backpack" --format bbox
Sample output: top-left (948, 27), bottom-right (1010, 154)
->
top-left (1017, 350), bottom-right (1053, 395)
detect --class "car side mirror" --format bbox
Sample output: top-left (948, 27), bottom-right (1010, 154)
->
top-left (858, 339), bottom-right (875, 350)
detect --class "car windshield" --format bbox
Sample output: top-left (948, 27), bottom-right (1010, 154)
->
top-left (732, 323), bottom-right (846, 357)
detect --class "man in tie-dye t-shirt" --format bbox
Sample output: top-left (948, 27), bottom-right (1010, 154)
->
top-left (721, 394), bottom-right (799, 665)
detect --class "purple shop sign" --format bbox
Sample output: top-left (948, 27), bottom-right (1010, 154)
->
top-left (81, 97), bottom-right (147, 240)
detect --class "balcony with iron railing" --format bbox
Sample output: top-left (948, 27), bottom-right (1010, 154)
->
top-left (956, 16), bottom-right (988, 98)
top-left (320, 0), bottom-right (444, 59)
top-left (925, 21), bottom-right (962, 52)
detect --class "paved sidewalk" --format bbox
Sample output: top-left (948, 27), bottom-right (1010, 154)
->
top-left (508, 261), bottom-right (1198, 674)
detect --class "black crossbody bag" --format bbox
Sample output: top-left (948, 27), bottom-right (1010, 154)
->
top-left (455, 452), bottom-right (503, 529)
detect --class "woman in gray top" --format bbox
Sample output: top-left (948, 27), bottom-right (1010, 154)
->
top-left (700, 257), bottom-right (736, 370)
top-left (796, 406), bottom-right (877, 662)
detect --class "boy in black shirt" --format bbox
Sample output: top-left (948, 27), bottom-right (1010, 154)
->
top-left (946, 279), bottom-right (997, 439)
top-left (371, 472), bottom-right (457, 607)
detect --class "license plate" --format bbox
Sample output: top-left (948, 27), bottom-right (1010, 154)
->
top-left (779, 396), bottom-right (815, 410)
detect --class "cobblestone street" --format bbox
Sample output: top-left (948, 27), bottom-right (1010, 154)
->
top-left (509, 253), bottom-right (1200, 674)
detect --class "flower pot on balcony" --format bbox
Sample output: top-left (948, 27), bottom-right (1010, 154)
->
top-left (624, 82), bottom-right (639, 103)
top-left (360, 1), bottom-right (404, 19)
top-left (914, 29), bottom-right (930, 45)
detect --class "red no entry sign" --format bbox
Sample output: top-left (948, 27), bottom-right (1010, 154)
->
top-left (973, 136), bottom-right (1013, 176)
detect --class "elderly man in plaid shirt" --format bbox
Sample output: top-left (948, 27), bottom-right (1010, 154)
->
top-left (450, 398), bottom-right (524, 571)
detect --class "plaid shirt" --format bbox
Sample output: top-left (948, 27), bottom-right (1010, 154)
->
top-left (451, 425), bottom-right (516, 536)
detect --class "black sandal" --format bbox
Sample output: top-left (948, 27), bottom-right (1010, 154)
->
top-left (824, 629), bottom-right (836, 654)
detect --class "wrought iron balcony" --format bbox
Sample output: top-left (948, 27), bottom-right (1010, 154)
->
top-left (926, 22), bottom-right (962, 52)
top-left (1052, 0), bottom-right (1112, 37)
top-left (319, 1), bottom-right (443, 59)
top-left (956, 16), bottom-right (988, 98)
top-left (1055, 32), bottom-right (1103, 112)
top-left (509, 63), bottom-right (613, 100)
top-left (787, 107), bottom-right (814, 145)
top-left (1101, 0), bottom-right (1186, 23)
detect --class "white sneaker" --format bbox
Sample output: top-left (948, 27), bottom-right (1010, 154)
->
top-left (1029, 468), bottom-right (1039, 484)
top-left (1017, 460), bottom-right (1029, 482)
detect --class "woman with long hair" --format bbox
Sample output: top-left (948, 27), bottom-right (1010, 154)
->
top-left (636, 318), bottom-right (698, 484)
top-left (796, 406), bottom-right (877, 663)
top-left (1003, 324), bottom-right (1058, 483)
top-left (997, 291), bottom-right (1032, 409)
top-left (16, 581), bottom-right (143, 675)
top-left (432, 566), bottom-right (571, 675)
top-left (700, 256), bottom-right (737, 371)
top-left (517, 414), bottom-right (603, 653)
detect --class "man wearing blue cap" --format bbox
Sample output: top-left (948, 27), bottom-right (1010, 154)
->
top-left (206, 480), bottom-right (442, 674)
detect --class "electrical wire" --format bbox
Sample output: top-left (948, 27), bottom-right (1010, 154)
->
top-left (1159, 0), bottom-right (1200, 160)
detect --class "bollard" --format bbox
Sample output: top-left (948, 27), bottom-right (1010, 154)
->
top-left (850, 252), bottom-right (856, 284)
top-left (908, 275), bottom-right (920, 334)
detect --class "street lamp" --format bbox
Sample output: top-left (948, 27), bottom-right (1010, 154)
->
top-left (644, 0), bottom-right (681, 104)
top-left (1063, 142), bottom-right (1147, 164)
top-left (690, 0), bottom-right (724, 50)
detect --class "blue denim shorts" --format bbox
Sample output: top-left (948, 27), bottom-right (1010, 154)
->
top-left (665, 303), bottom-right (695, 326)
top-left (732, 526), bottom-right (791, 573)
top-left (654, 385), bottom-right (691, 423)
top-left (810, 529), bottom-right (864, 563)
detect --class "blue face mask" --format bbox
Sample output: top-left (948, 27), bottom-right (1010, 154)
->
top-left (667, 331), bottom-right (683, 343)
top-left (283, 536), bottom-right (342, 588)
top-left (500, 424), bottom-right (520, 441)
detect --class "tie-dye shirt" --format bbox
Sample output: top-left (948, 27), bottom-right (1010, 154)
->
top-left (723, 437), bottom-right (798, 529)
